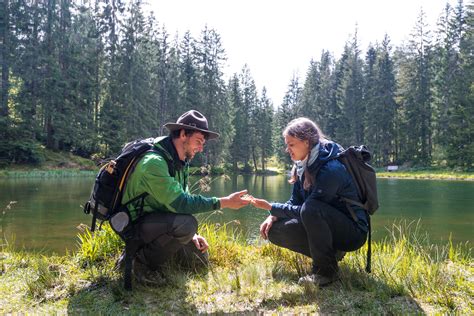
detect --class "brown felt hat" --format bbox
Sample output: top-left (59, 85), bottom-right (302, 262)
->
top-left (164, 110), bottom-right (219, 140)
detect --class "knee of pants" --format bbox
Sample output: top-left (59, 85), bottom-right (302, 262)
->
top-left (267, 223), bottom-right (287, 247)
top-left (173, 214), bottom-right (198, 240)
top-left (300, 201), bottom-right (324, 224)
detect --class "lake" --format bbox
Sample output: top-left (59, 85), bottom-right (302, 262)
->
top-left (0, 175), bottom-right (473, 254)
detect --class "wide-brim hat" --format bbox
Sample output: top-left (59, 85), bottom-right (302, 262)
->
top-left (164, 110), bottom-right (220, 140)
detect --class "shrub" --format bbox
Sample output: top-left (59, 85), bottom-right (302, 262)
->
top-left (0, 140), bottom-right (45, 165)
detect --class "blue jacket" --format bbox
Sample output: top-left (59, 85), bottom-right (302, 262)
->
top-left (270, 141), bottom-right (368, 231)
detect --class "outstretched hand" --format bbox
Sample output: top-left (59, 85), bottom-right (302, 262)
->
top-left (250, 197), bottom-right (272, 211)
top-left (219, 189), bottom-right (251, 209)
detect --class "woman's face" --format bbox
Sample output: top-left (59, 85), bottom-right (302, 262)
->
top-left (284, 135), bottom-right (310, 161)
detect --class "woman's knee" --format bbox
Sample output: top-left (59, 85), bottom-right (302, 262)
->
top-left (300, 201), bottom-right (324, 224)
top-left (267, 224), bottom-right (283, 246)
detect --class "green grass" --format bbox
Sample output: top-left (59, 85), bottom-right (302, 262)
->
top-left (0, 147), bottom-right (97, 178)
top-left (0, 220), bottom-right (472, 314)
top-left (377, 169), bottom-right (474, 180)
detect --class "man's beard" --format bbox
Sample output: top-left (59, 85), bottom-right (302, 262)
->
top-left (183, 140), bottom-right (195, 160)
top-left (185, 149), bottom-right (195, 160)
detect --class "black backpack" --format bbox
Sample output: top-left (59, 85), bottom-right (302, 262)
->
top-left (337, 145), bottom-right (379, 215)
top-left (83, 137), bottom-right (174, 290)
top-left (337, 145), bottom-right (378, 273)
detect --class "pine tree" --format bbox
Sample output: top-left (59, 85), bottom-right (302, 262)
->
top-left (299, 59), bottom-right (320, 120)
top-left (195, 26), bottom-right (229, 165)
top-left (98, 0), bottom-right (126, 154)
top-left (316, 50), bottom-right (335, 133)
top-left (227, 74), bottom-right (242, 171)
top-left (446, 0), bottom-right (473, 168)
top-left (0, 0), bottom-right (10, 123)
top-left (240, 65), bottom-right (258, 172)
top-left (397, 9), bottom-right (433, 165)
top-left (275, 75), bottom-right (300, 167)
top-left (432, 3), bottom-right (460, 161)
top-left (333, 30), bottom-right (365, 147)
top-left (255, 87), bottom-right (274, 171)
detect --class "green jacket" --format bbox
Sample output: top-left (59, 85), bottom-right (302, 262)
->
top-left (122, 136), bottom-right (220, 220)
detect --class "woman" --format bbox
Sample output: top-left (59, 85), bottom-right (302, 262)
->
top-left (251, 117), bottom-right (368, 286)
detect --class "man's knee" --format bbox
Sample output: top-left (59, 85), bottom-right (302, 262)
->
top-left (172, 214), bottom-right (198, 243)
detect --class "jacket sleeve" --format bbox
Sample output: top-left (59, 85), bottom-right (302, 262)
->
top-left (270, 181), bottom-right (304, 219)
top-left (140, 154), bottom-right (218, 214)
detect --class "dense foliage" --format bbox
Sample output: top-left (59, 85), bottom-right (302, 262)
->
top-left (0, 0), bottom-right (472, 170)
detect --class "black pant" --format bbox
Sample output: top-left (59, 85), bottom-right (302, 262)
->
top-left (268, 199), bottom-right (367, 277)
top-left (135, 212), bottom-right (208, 270)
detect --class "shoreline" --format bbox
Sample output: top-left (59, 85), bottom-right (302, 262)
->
top-left (1, 168), bottom-right (473, 181)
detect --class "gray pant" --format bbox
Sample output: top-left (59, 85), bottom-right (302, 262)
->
top-left (135, 212), bottom-right (208, 270)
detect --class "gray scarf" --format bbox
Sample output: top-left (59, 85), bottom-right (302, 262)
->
top-left (295, 143), bottom-right (320, 181)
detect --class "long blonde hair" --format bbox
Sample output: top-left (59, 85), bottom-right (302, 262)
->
top-left (283, 117), bottom-right (328, 190)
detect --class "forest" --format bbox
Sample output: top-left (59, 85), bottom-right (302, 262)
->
top-left (0, 0), bottom-right (472, 171)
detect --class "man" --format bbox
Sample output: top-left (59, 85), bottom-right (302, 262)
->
top-left (121, 109), bottom-right (249, 284)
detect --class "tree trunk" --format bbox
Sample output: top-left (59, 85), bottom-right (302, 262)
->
top-left (252, 147), bottom-right (258, 173)
top-left (0, 0), bottom-right (9, 119)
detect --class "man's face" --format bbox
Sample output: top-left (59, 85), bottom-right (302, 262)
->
top-left (183, 131), bottom-right (206, 160)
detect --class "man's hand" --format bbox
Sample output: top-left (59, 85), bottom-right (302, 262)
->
top-left (219, 189), bottom-right (251, 209)
top-left (192, 234), bottom-right (209, 253)
top-left (260, 215), bottom-right (277, 240)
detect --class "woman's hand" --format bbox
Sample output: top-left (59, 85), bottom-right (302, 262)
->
top-left (259, 215), bottom-right (277, 240)
top-left (192, 234), bottom-right (209, 253)
top-left (250, 197), bottom-right (272, 211)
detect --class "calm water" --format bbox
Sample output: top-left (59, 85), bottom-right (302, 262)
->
top-left (0, 175), bottom-right (473, 254)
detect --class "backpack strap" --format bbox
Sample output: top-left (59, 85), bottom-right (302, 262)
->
top-left (366, 214), bottom-right (372, 273)
top-left (121, 146), bottom-right (176, 220)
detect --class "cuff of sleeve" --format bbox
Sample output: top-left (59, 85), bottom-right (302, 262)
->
top-left (212, 197), bottom-right (221, 210)
top-left (268, 202), bottom-right (276, 215)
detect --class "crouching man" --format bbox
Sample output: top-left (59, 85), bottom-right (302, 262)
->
top-left (121, 110), bottom-right (249, 284)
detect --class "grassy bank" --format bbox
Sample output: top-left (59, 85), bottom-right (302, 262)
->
top-left (0, 221), bottom-right (472, 314)
top-left (1, 148), bottom-right (473, 180)
top-left (377, 170), bottom-right (474, 181)
top-left (0, 148), bottom-right (97, 178)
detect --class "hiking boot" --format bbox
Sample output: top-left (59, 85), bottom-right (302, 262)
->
top-left (298, 272), bottom-right (340, 287)
top-left (132, 260), bottom-right (166, 286)
top-left (335, 250), bottom-right (346, 262)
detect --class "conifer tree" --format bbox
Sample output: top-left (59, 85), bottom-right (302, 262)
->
top-left (255, 87), bottom-right (274, 171)
top-left (333, 30), bottom-right (365, 147)
top-left (446, 0), bottom-right (473, 167)
top-left (196, 26), bottom-right (229, 165)
top-left (275, 75), bottom-right (300, 167)
top-left (397, 9), bottom-right (433, 164)
top-left (227, 74), bottom-right (243, 171)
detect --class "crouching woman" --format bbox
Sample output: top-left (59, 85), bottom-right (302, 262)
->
top-left (251, 117), bottom-right (368, 286)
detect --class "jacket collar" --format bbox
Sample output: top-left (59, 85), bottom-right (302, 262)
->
top-left (154, 136), bottom-right (186, 168)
